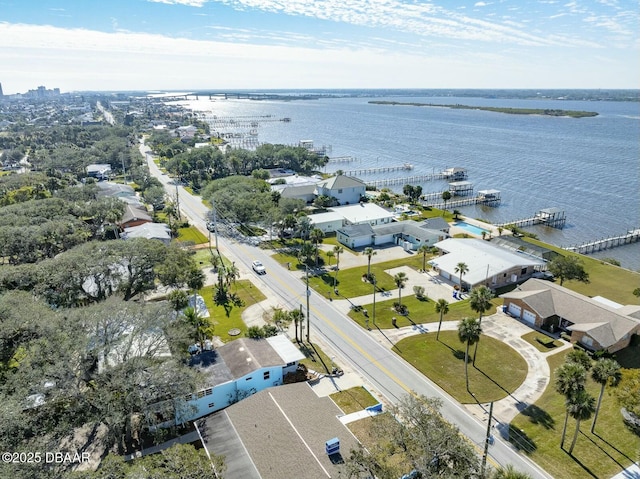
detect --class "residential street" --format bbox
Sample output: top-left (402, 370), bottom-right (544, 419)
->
top-left (141, 141), bottom-right (552, 479)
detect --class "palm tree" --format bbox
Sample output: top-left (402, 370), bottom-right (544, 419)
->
top-left (469, 285), bottom-right (493, 365)
top-left (290, 308), bottom-right (303, 343)
top-left (554, 362), bottom-right (587, 448)
top-left (393, 272), bottom-right (408, 307)
top-left (363, 247), bottom-right (377, 277)
top-left (491, 464), bottom-right (533, 479)
top-left (297, 241), bottom-right (315, 266)
top-left (454, 262), bottom-right (469, 291)
top-left (434, 298), bottom-right (449, 341)
top-left (296, 215), bottom-right (311, 242)
top-left (567, 389), bottom-right (596, 454)
top-left (590, 358), bottom-right (621, 433)
top-left (497, 226), bottom-right (504, 237)
top-left (309, 228), bottom-right (324, 266)
top-left (225, 263), bottom-right (240, 289)
top-left (333, 245), bottom-right (344, 291)
top-left (282, 213), bottom-right (297, 240)
top-left (442, 190), bottom-right (452, 212)
top-left (325, 249), bottom-right (335, 267)
top-left (458, 317), bottom-right (482, 391)
top-left (417, 244), bottom-right (430, 272)
top-left (183, 306), bottom-right (206, 351)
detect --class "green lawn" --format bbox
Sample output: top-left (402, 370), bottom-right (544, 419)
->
top-left (395, 331), bottom-right (528, 403)
top-left (177, 226), bottom-right (209, 244)
top-left (297, 340), bottom-right (336, 375)
top-left (520, 331), bottom-right (564, 352)
top-left (304, 255), bottom-right (427, 298)
top-left (523, 238), bottom-right (640, 304)
top-left (330, 387), bottom-right (380, 414)
top-left (197, 280), bottom-right (266, 343)
top-left (510, 350), bottom-right (640, 479)
top-left (347, 296), bottom-right (501, 330)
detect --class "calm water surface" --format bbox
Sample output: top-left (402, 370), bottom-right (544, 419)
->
top-left (178, 95), bottom-right (640, 270)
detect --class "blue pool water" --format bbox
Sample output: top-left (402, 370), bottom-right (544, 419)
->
top-left (454, 221), bottom-right (490, 236)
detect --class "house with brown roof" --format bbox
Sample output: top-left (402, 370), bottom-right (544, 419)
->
top-left (119, 204), bottom-right (152, 229)
top-left (501, 279), bottom-right (640, 352)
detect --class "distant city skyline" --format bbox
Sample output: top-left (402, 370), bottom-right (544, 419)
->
top-left (0, 0), bottom-right (638, 93)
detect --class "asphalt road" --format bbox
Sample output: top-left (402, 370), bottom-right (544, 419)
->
top-left (141, 142), bottom-right (551, 479)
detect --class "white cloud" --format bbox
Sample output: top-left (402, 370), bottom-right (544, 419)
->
top-left (147, 0), bottom-right (208, 6)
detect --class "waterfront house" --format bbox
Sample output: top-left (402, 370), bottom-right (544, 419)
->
top-left (501, 279), bottom-right (640, 352)
top-left (430, 238), bottom-right (544, 290)
top-left (372, 220), bottom-right (449, 251)
top-left (314, 175), bottom-right (366, 205)
top-left (336, 223), bottom-right (375, 249)
top-left (307, 211), bottom-right (345, 233)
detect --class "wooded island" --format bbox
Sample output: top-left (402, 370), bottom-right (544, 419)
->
top-left (369, 100), bottom-right (599, 118)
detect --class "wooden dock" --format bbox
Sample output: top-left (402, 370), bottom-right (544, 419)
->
top-left (363, 167), bottom-right (467, 187)
top-left (564, 229), bottom-right (640, 254)
top-left (423, 189), bottom-right (501, 208)
top-left (327, 156), bottom-right (356, 163)
top-left (345, 163), bottom-right (413, 176)
top-left (496, 208), bottom-right (566, 229)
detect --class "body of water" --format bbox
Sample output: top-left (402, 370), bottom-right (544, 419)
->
top-left (176, 93), bottom-right (640, 271)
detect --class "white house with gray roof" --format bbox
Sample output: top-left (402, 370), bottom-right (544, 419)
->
top-left (315, 175), bottom-right (366, 205)
top-left (501, 279), bottom-right (640, 352)
top-left (430, 238), bottom-right (545, 290)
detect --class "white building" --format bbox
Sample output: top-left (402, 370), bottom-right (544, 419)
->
top-left (315, 175), bottom-right (366, 205)
top-left (430, 238), bottom-right (544, 290)
top-left (329, 202), bottom-right (394, 226)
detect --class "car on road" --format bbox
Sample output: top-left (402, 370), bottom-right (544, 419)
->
top-left (252, 260), bottom-right (266, 274)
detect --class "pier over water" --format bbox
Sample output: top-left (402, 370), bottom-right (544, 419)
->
top-left (496, 208), bottom-right (567, 229)
top-left (564, 229), bottom-right (640, 254)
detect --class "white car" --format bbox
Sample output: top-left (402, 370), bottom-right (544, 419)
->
top-left (252, 260), bottom-right (266, 274)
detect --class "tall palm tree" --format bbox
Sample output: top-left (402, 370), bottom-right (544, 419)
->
top-left (282, 213), bottom-right (297, 240)
top-left (309, 228), bottom-right (325, 267)
top-left (363, 247), bottom-right (377, 276)
top-left (393, 272), bottom-right (408, 307)
top-left (469, 285), bottom-right (493, 365)
top-left (325, 250), bottom-right (335, 266)
top-left (442, 190), bottom-right (452, 213)
top-left (417, 244), bottom-right (430, 272)
top-left (567, 389), bottom-right (596, 454)
top-left (333, 245), bottom-right (343, 291)
top-left (225, 263), bottom-right (240, 289)
top-left (458, 317), bottom-right (482, 392)
top-left (590, 358), bottom-right (621, 433)
top-left (554, 362), bottom-right (587, 448)
top-left (434, 298), bottom-right (449, 341)
top-left (454, 262), bottom-right (469, 291)
top-left (290, 308), bottom-right (303, 343)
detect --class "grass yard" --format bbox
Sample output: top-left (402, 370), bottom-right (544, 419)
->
top-left (510, 350), bottom-right (640, 479)
top-left (347, 295), bottom-right (501, 330)
top-left (197, 280), bottom-right (266, 343)
top-left (297, 340), bottom-right (336, 375)
top-left (330, 387), bottom-right (380, 414)
top-left (521, 331), bottom-right (564, 352)
top-left (395, 331), bottom-right (528, 404)
top-left (523, 238), bottom-right (640, 305)
top-left (304, 255), bottom-right (427, 298)
top-left (178, 226), bottom-right (209, 244)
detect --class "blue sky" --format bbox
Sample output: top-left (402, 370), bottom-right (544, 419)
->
top-left (0, 0), bottom-right (638, 93)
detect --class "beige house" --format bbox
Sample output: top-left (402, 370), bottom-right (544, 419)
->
top-left (501, 279), bottom-right (640, 353)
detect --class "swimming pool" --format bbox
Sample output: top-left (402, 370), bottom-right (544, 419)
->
top-left (454, 221), bottom-right (491, 236)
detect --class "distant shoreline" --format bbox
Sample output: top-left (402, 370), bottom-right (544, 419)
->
top-left (368, 101), bottom-right (599, 118)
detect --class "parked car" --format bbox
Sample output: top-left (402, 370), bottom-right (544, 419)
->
top-left (252, 260), bottom-right (266, 274)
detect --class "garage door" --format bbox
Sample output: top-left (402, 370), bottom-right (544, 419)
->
top-left (522, 309), bottom-right (536, 325)
top-left (508, 303), bottom-right (521, 318)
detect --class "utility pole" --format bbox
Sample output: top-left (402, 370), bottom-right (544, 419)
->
top-left (175, 183), bottom-right (182, 220)
top-left (372, 274), bottom-right (376, 327)
top-left (306, 265), bottom-right (310, 343)
top-left (481, 401), bottom-right (494, 477)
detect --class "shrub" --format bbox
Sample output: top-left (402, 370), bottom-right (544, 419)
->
top-left (246, 326), bottom-right (265, 339)
top-left (413, 285), bottom-right (426, 299)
